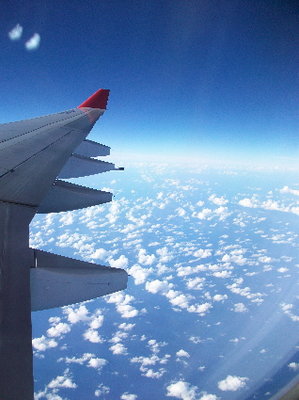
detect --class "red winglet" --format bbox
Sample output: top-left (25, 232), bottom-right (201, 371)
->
top-left (78, 89), bottom-right (110, 109)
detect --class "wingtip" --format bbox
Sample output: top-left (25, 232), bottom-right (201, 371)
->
top-left (78, 89), bottom-right (110, 109)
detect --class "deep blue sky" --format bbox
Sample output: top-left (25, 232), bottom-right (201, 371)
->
top-left (1, 0), bottom-right (298, 164)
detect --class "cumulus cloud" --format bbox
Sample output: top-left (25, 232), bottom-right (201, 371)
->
top-left (128, 264), bottom-right (152, 285)
top-left (288, 362), bottom-right (299, 371)
top-left (176, 349), bottom-right (190, 358)
top-left (176, 207), bottom-right (187, 217)
top-left (48, 368), bottom-right (77, 389)
top-left (59, 212), bottom-right (74, 226)
top-left (238, 198), bottom-right (257, 208)
top-left (8, 24), bottom-right (23, 40)
top-left (59, 353), bottom-right (107, 371)
top-left (166, 381), bottom-right (217, 400)
top-left (109, 342), bottom-right (128, 355)
top-left (131, 352), bottom-right (170, 379)
top-left (209, 194), bottom-right (228, 206)
top-left (280, 186), bottom-right (299, 196)
top-left (83, 328), bottom-right (103, 343)
top-left (145, 279), bottom-right (172, 294)
top-left (106, 292), bottom-right (139, 318)
top-left (156, 247), bottom-right (174, 262)
top-left (95, 384), bottom-right (110, 397)
top-left (119, 322), bottom-right (135, 331)
top-left (137, 248), bottom-right (156, 265)
top-left (25, 33), bottom-right (41, 50)
top-left (109, 254), bottom-right (128, 269)
top-left (90, 248), bottom-right (108, 261)
top-left (213, 270), bottom-right (232, 278)
top-left (186, 277), bottom-right (205, 290)
top-left (213, 294), bottom-right (228, 302)
top-left (32, 335), bottom-right (58, 352)
top-left (232, 303), bottom-right (248, 313)
top-left (280, 303), bottom-right (299, 322)
top-left (218, 375), bottom-right (248, 391)
top-left (193, 248), bottom-right (212, 259)
top-left (239, 195), bottom-right (299, 216)
top-left (121, 393), bottom-right (138, 400)
top-left (63, 305), bottom-right (89, 324)
top-left (47, 322), bottom-right (71, 338)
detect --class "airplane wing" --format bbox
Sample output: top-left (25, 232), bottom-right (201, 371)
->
top-left (0, 89), bottom-right (128, 399)
top-left (0, 88), bottom-right (128, 307)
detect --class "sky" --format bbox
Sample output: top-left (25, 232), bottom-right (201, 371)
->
top-left (29, 164), bottom-right (299, 400)
top-left (0, 0), bottom-right (298, 166)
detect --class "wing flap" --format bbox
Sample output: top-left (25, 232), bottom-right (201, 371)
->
top-left (75, 139), bottom-right (110, 157)
top-left (58, 154), bottom-right (116, 179)
top-left (37, 180), bottom-right (112, 213)
top-left (30, 249), bottom-right (128, 311)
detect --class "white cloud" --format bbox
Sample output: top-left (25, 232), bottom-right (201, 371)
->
top-left (83, 329), bottom-right (103, 343)
top-left (196, 208), bottom-right (212, 220)
top-left (109, 255), bottom-right (128, 269)
top-left (59, 212), bottom-right (74, 226)
top-left (63, 305), bottom-right (89, 324)
top-left (186, 277), bottom-right (205, 290)
top-left (106, 292), bottom-right (139, 319)
top-left (90, 248), bottom-right (108, 260)
top-left (209, 194), bottom-right (228, 206)
top-left (8, 24), bottom-right (23, 40)
top-left (193, 249), bottom-right (212, 259)
top-left (239, 198), bottom-right (257, 208)
top-left (121, 393), bottom-right (138, 400)
top-left (187, 302), bottom-right (212, 316)
top-left (32, 335), bottom-right (58, 352)
top-left (25, 33), bottom-right (41, 50)
top-left (176, 349), bottom-right (190, 358)
top-left (156, 247), bottom-right (174, 262)
top-left (176, 207), bottom-right (187, 217)
top-left (109, 342), bottom-right (128, 355)
top-left (280, 303), bottom-right (299, 322)
top-left (166, 381), bottom-right (218, 400)
top-left (138, 248), bottom-right (156, 265)
top-left (213, 270), bottom-right (232, 278)
top-left (119, 322), bottom-right (135, 331)
top-left (288, 362), bottom-right (299, 371)
top-left (89, 314), bottom-right (104, 330)
top-left (128, 264), bottom-right (152, 285)
top-left (47, 322), bottom-right (70, 338)
top-left (59, 353), bottom-right (107, 371)
top-left (145, 279), bottom-right (172, 294)
top-left (218, 375), bottom-right (248, 391)
top-left (213, 294), bottom-right (228, 302)
top-left (177, 265), bottom-right (206, 277)
top-left (280, 186), bottom-right (299, 196)
top-left (232, 303), bottom-right (248, 313)
top-left (48, 369), bottom-right (77, 389)
top-left (95, 384), bottom-right (110, 397)
top-left (88, 357), bottom-right (107, 369)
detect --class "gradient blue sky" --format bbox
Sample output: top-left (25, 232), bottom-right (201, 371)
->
top-left (1, 0), bottom-right (298, 165)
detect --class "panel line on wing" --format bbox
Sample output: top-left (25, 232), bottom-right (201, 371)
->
top-left (0, 129), bottom-right (76, 180)
top-left (0, 110), bottom-right (83, 146)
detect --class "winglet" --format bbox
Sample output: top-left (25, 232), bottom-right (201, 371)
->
top-left (78, 89), bottom-right (110, 109)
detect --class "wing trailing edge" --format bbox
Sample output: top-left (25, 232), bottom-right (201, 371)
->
top-left (75, 139), bottom-right (110, 157)
top-left (58, 154), bottom-right (116, 179)
top-left (30, 249), bottom-right (128, 311)
top-left (37, 180), bottom-right (112, 213)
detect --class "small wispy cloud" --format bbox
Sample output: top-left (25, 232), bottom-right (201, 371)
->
top-left (8, 24), bottom-right (23, 40)
top-left (25, 33), bottom-right (41, 51)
